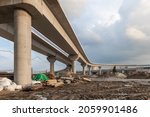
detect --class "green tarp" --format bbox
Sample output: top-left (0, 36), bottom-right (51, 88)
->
top-left (33, 73), bottom-right (49, 81)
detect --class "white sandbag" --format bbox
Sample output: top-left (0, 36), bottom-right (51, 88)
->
top-left (0, 78), bottom-right (12, 87)
top-left (4, 85), bottom-right (16, 91)
top-left (15, 85), bottom-right (22, 90)
top-left (116, 73), bottom-right (127, 79)
top-left (11, 82), bottom-right (17, 87)
top-left (32, 80), bottom-right (41, 85)
top-left (0, 86), bottom-right (3, 91)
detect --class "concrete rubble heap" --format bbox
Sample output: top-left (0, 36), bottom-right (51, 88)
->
top-left (0, 77), bottom-right (22, 91)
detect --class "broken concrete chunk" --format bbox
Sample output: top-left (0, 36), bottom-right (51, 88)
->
top-left (116, 73), bottom-right (127, 79)
top-left (4, 85), bottom-right (16, 91)
top-left (15, 85), bottom-right (22, 90)
top-left (0, 86), bottom-right (3, 91)
top-left (61, 77), bottom-right (74, 81)
top-left (49, 73), bottom-right (55, 79)
top-left (47, 79), bottom-right (57, 86)
top-left (82, 77), bottom-right (92, 82)
top-left (0, 78), bottom-right (12, 87)
top-left (11, 82), bottom-right (17, 87)
top-left (65, 80), bottom-right (71, 84)
top-left (57, 79), bottom-right (64, 83)
top-left (32, 80), bottom-right (41, 85)
top-left (54, 82), bottom-right (64, 87)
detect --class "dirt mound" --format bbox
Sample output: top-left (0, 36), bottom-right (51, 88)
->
top-left (127, 71), bottom-right (150, 79)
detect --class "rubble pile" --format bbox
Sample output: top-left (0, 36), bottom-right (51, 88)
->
top-left (0, 74), bottom-right (91, 92)
top-left (127, 71), bottom-right (150, 79)
top-left (115, 73), bottom-right (127, 79)
top-left (0, 77), bottom-right (22, 91)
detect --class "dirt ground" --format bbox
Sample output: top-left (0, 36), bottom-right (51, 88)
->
top-left (1, 72), bottom-right (150, 100)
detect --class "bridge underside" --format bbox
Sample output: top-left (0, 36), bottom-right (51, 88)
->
top-left (0, 0), bottom-right (92, 85)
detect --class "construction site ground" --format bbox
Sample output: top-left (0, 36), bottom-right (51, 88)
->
top-left (1, 71), bottom-right (150, 100)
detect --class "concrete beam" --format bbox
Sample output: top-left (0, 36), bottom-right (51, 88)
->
top-left (0, 24), bottom-right (72, 65)
top-left (0, 0), bottom-right (90, 65)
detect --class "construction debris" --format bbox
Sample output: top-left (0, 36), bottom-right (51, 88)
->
top-left (0, 77), bottom-right (12, 87)
top-left (0, 86), bottom-right (3, 91)
top-left (0, 78), bottom-right (22, 91)
top-left (15, 85), bottom-right (22, 90)
top-left (32, 80), bottom-right (41, 85)
top-left (47, 79), bottom-right (57, 86)
top-left (82, 77), bottom-right (92, 82)
top-left (54, 82), bottom-right (64, 88)
top-left (49, 73), bottom-right (55, 79)
top-left (61, 77), bottom-right (74, 81)
top-left (65, 80), bottom-right (71, 84)
top-left (115, 73), bottom-right (127, 79)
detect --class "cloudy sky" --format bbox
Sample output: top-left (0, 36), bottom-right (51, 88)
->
top-left (0, 0), bottom-right (150, 71)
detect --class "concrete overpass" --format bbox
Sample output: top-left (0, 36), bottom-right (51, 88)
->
top-left (0, 0), bottom-right (150, 85)
top-left (0, 0), bottom-right (92, 85)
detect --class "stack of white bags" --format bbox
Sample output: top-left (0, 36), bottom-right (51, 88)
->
top-left (0, 78), bottom-right (22, 91)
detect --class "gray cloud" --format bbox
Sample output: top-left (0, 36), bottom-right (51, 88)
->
top-left (1, 0), bottom-right (150, 71)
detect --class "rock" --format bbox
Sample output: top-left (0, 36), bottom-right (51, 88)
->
top-left (32, 80), bottom-right (41, 85)
top-left (82, 77), bottom-right (92, 82)
top-left (0, 86), bottom-right (3, 91)
top-left (0, 78), bottom-right (12, 87)
top-left (124, 85), bottom-right (132, 87)
top-left (47, 79), bottom-right (57, 86)
top-left (65, 80), bottom-right (71, 84)
top-left (32, 84), bottom-right (43, 91)
top-left (54, 82), bottom-right (64, 87)
top-left (116, 73), bottom-right (127, 79)
top-left (57, 79), bottom-right (64, 83)
top-left (4, 85), bottom-right (16, 91)
top-left (61, 77), bottom-right (74, 81)
top-left (49, 73), bottom-right (55, 79)
top-left (15, 85), bottom-right (22, 90)
top-left (35, 95), bottom-right (47, 100)
top-left (11, 82), bottom-right (17, 87)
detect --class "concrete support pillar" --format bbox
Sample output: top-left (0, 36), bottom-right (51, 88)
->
top-left (88, 65), bottom-right (91, 75)
top-left (47, 55), bottom-right (56, 75)
top-left (99, 66), bottom-right (102, 75)
top-left (14, 9), bottom-right (32, 85)
top-left (69, 55), bottom-right (79, 74)
top-left (66, 64), bottom-right (72, 72)
top-left (81, 64), bottom-right (86, 75)
top-left (72, 61), bottom-right (76, 74)
top-left (125, 66), bottom-right (128, 73)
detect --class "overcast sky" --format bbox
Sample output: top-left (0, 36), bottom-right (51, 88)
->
top-left (0, 0), bottom-right (150, 71)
